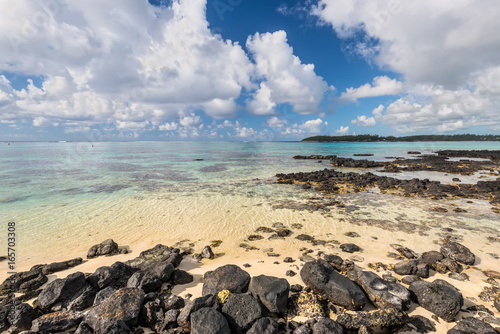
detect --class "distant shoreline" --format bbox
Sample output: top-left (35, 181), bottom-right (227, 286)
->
top-left (302, 134), bottom-right (500, 142)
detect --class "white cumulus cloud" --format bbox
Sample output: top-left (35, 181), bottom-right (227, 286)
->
top-left (341, 76), bottom-right (403, 102)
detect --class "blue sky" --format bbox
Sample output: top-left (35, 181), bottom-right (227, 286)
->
top-left (0, 0), bottom-right (499, 141)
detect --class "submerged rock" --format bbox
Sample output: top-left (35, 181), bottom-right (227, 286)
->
top-left (409, 279), bottom-right (463, 322)
top-left (300, 260), bottom-right (366, 310)
top-left (87, 239), bottom-right (119, 259)
top-left (340, 243), bottom-right (361, 253)
top-left (202, 265), bottom-right (251, 297)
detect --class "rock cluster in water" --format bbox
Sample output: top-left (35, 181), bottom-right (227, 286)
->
top-left (282, 150), bottom-right (500, 214)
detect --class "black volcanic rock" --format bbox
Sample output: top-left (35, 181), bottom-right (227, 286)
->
top-left (441, 242), bottom-right (475, 265)
top-left (8, 303), bottom-right (37, 331)
top-left (191, 307), bottom-right (230, 334)
top-left (250, 275), bottom-right (290, 313)
top-left (354, 270), bottom-right (411, 310)
top-left (87, 239), bottom-right (119, 259)
top-left (202, 265), bottom-right (250, 296)
top-left (336, 308), bottom-right (409, 330)
top-left (125, 244), bottom-right (182, 270)
top-left (247, 317), bottom-right (280, 334)
top-left (87, 262), bottom-right (137, 290)
top-left (447, 317), bottom-right (497, 334)
top-left (222, 293), bottom-right (262, 333)
top-left (409, 279), bottom-right (463, 322)
top-left (126, 263), bottom-right (174, 293)
top-left (300, 260), bottom-right (366, 310)
top-left (38, 272), bottom-right (86, 311)
top-left (31, 310), bottom-right (84, 333)
top-left (85, 288), bottom-right (145, 331)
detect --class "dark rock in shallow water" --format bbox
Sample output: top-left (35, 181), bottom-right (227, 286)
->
top-left (125, 244), bottom-right (182, 270)
top-left (340, 243), bottom-right (361, 253)
top-left (87, 239), bottom-right (119, 259)
top-left (441, 241), bottom-right (475, 265)
top-left (31, 310), bottom-right (84, 333)
top-left (0, 270), bottom-right (47, 294)
top-left (93, 287), bottom-right (116, 306)
top-left (85, 288), bottom-right (145, 330)
top-left (126, 263), bottom-right (174, 293)
top-left (8, 303), bottom-right (37, 331)
top-left (202, 265), bottom-right (250, 296)
top-left (336, 308), bottom-right (409, 329)
top-left (300, 260), bottom-right (366, 310)
top-left (38, 272), bottom-right (86, 311)
top-left (312, 318), bottom-right (344, 333)
top-left (247, 317), bottom-right (280, 334)
top-left (191, 307), bottom-right (230, 334)
top-left (201, 245), bottom-right (215, 259)
top-left (87, 262), bottom-right (137, 290)
top-left (222, 293), bottom-right (262, 332)
top-left (392, 315), bottom-right (436, 333)
top-left (250, 275), bottom-right (290, 313)
top-left (354, 270), bottom-right (411, 310)
top-left (177, 295), bottom-right (216, 329)
top-left (447, 317), bottom-right (497, 334)
top-left (409, 279), bottom-right (463, 322)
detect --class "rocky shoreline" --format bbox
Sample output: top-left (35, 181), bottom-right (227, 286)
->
top-left (1, 234), bottom-right (499, 334)
top-left (1, 149), bottom-right (499, 334)
top-left (284, 150), bottom-right (500, 214)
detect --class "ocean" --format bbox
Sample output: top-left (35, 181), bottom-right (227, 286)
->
top-left (1, 141), bottom-right (499, 272)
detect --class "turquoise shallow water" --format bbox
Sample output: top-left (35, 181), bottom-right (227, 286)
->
top-left (0, 141), bottom-right (499, 270)
top-left (2, 141), bottom-right (499, 209)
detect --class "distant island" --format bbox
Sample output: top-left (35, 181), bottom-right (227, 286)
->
top-left (301, 134), bottom-right (500, 142)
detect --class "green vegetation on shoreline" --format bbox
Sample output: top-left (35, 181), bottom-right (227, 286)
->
top-left (301, 134), bottom-right (500, 142)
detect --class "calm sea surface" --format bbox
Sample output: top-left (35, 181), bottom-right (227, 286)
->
top-left (1, 141), bottom-right (499, 271)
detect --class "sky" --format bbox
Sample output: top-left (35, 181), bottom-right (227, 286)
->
top-left (0, 0), bottom-right (499, 141)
